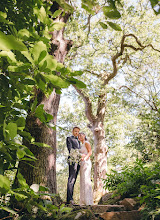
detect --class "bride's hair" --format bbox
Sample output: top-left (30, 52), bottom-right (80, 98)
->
top-left (79, 132), bottom-right (87, 140)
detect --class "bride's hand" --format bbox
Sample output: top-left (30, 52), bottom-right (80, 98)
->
top-left (81, 154), bottom-right (86, 161)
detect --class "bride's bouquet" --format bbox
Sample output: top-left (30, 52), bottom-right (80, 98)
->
top-left (68, 148), bottom-right (82, 165)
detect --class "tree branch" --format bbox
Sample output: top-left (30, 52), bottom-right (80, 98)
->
top-left (85, 70), bottom-right (101, 78)
top-left (72, 85), bottom-right (97, 123)
top-left (103, 33), bottom-right (160, 85)
top-left (120, 85), bottom-right (160, 114)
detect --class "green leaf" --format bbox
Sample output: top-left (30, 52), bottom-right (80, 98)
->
top-left (52, 9), bottom-right (62, 18)
top-left (0, 51), bottom-right (17, 63)
top-left (39, 60), bottom-right (47, 71)
top-left (42, 74), bottom-right (69, 88)
top-left (70, 70), bottom-right (84, 76)
top-left (22, 78), bottom-right (35, 85)
top-left (49, 22), bottom-right (65, 31)
top-left (21, 51), bottom-right (34, 64)
top-left (32, 142), bottom-right (51, 148)
top-left (17, 172), bottom-right (29, 188)
top-left (18, 29), bottom-right (30, 40)
top-left (32, 41), bottom-right (47, 64)
top-left (0, 31), bottom-right (27, 51)
top-left (107, 21), bottom-right (122, 31)
top-left (39, 185), bottom-right (49, 191)
top-left (11, 191), bottom-right (28, 201)
top-left (57, 67), bottom-right (71, 76)
top-left (39, 6), bottom-right (47, 23)
top-left (23, 147), bottom-right (36, 160)
top-left (81, 4), bottom-right (95, 15)
top-left (150, 0), bottom-right (160, 14)
top-left (45, 113), bottom-right (53, 122)
top-left (31, 98), bottom-right (38, 112)
top-left (0, 12), bottom-right (13, 25)
top-left (0, 104), bottom-right (5, 108)
top-left (55, 0), bottom-right (74, 13)
top-left (68, 77), bottom-right (86, 89)
top-left (8, 63), bottom-right (31, 72)
top-left (39, 54), bottom-right (57, 72)
top-left (36, 77), bottom-right (46, 92)
top-left (55, 89), bottom-right (62, 94)
top-left (16, 117), bottom-right (25, 130)
top-left (149, 0), bottom-right (159, 7)
top-left (34, 104), bottom-right (46, 122)
top-left (5, 122), bottom-right (17, 140)
top-left (0, 11), bottom-right (7, 19)
top-left (0, 175), bottom-right (10, 194)
top-left (18, 130), bottom-right (34, 142)
top-left (56, 62), bottom-right (64, 71)
top-left (99, 22), bottom-right (108, 29)
top-left (0, 206), bottom-right (17, 215)
top-left (38, 50), bottom-right (47, 63)
top-left (103, 6), bottom-right (121, 19)
top-left (17, 148), bottom-right (26, 159)
top-left (60, 204), bottom-right (72, 212)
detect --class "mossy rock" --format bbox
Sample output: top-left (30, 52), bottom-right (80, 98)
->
top-left (59, 208), bottom-right (96, 220)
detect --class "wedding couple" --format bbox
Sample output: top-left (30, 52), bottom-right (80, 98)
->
top-left (66, 126), bottom-right (93, 206)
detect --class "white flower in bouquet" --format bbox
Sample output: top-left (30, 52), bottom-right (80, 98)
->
top-left (68, 148), bottom-right (82, 165)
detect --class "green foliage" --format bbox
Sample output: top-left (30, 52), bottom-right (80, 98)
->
top-left (0, 0), bottom-right (87, 176)
top-left (100, 0), bottom-right (122, 31)
top-left (149, 0), bottom-right (160, 15)
top-left (103, 159), bottom-right (160, 219)
top-left (0, 172), bottom-right (72, 219)
top-left (103, 6), bottom-right (121, 19)
top-left (107, 21), bottom-right (122, 31)
top-left (0, 0), bottom-right (85, 218)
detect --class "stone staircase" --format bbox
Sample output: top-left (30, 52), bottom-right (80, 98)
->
top-left (89, 204), bottom-right (141, 220)
top-left (63, 198), bottom-right (141, 219)
top-left (68, 200), bottom-right (141, 220)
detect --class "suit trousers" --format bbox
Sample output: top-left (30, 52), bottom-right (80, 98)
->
top-left (67, 162), bottom-right (80, 203)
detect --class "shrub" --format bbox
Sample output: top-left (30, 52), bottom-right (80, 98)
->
top-left (103, 159), bottom-right (160, 219)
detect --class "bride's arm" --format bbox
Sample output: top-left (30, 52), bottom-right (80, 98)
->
top-left (83, 142), bottom-right (92, 161)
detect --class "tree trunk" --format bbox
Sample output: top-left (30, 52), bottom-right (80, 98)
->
top-left (19, 91), bottom-right (60, 193)
top-left (92, 121), bottom-right (107, 195)
top-left (18, 3), bottom-right (72, 193)
top-left (92, 93), bottom-right (108, 195)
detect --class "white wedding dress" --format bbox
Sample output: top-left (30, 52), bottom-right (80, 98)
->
top-left (79, 141), bottom-right (93, 205)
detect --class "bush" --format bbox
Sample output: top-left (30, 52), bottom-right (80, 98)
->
top-left (103, 159), bottom-right (160, 219)
top-left (0, 173), bottom-right (72, 219)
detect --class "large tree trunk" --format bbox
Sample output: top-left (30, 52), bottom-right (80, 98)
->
top-left (19, 91), bottom-right (60, 193)
top-left (18, 3), bottom-right (72, 193)
top-left (92, 121), bottom-right (107, 195)
top-left (91, 93), bottom-right (108, 196)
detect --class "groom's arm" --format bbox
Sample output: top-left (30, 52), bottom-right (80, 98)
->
top-left (66, 137), bottom-right (72, 153)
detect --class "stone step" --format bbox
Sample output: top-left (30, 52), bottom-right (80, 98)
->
top-left (89, 205), bottom-right (125, 214)
top-left (99, 210), bottom-right (141, 220)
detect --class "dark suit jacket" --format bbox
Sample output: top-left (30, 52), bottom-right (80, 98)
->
top-left (66, 135), bottom-right (80, 153)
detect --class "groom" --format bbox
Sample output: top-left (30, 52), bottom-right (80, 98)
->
top-left (66, 126), bottom-right (81, 205)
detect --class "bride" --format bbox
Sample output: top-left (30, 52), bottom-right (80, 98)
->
top-left (78, 132), bottom-right (93, 206)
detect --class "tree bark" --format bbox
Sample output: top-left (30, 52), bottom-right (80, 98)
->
top-left (92, 93), bottom-right (108, 194)
top-left (19, 91), bottom-right (60, 193)
top-left (92, 120), bottom-right (108, 195)
top-left (18, 2), bottom-right (72, 193)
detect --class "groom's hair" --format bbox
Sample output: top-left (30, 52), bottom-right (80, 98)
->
top-left (73, 126), bottom-right (80, 131)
